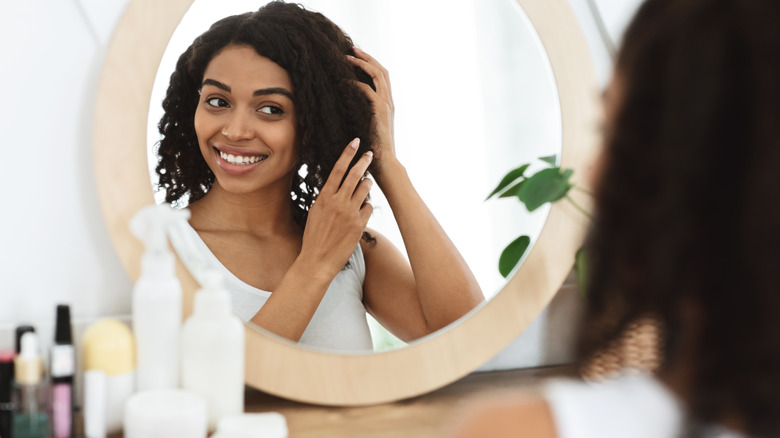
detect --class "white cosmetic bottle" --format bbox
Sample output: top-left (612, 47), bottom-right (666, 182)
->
top-left (130, 203), bottom-right (190, 390)
top-left (181, 271), bottom-right (245, 431)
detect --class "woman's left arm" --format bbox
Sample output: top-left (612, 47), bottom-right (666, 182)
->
top-left (349, 48), bottom-right (484, 341)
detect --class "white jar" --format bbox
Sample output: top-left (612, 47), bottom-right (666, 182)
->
top-left (124, 389), bottom-right (207, 438)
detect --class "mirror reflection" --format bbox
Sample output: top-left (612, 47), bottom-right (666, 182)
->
top-left (147, 0), bottom-right (561, 352)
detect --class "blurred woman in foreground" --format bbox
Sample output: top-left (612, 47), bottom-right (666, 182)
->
top-left (444, 0), bottom-right (780, 436)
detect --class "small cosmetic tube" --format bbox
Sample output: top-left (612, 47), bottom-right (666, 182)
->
top-left (124, 389), bottom-right (207, 438)
top-left (81, 319), bottom-right (135, 434)
top-left (51, 305), bottom-right (75, 438)
top-left (212, 413), bottom-right (289, 438)
top-left (13, 332), bottom-right (51, 438)
top-left (83, 370), bottom-right (106, 438)
top-left (1, 350), bottom-right (15, 438)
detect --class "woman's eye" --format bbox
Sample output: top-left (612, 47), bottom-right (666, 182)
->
top-left (259, 105), bottom-right (283, 115)
top-left (206, 97), bottom-right (228, 108)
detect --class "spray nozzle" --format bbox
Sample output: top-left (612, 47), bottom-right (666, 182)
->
top-left (130, 203), bottom-right (191, 256)
top-left (194, 270), bottom-right (231, 317)
top-left (201, 271), bottom-right (225, 292)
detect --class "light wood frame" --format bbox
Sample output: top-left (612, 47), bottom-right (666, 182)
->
top-left (93, 0), bottom-right (599, 406)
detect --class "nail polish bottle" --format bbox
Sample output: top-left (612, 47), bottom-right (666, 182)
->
top-left (51, 305), bottom-right (75, 438)
top-left (12, 332), bottom-right (51, 438)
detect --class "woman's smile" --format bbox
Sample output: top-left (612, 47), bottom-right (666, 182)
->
top-left (211, 144), bottom-right (268, 175)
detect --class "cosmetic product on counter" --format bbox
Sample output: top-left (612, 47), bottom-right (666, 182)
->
top-left (12, 332), bottom-right (50, 438)
top-left (124, 389), bottom-right (207, 438)
top-left (212, 413), bottom-right (289, 438)
top-left (181, 271), bottom-right (244, 431)
top-left (1, 350), bottom-right (15, 438)
top-left (14, 327), bottom-right (35, 355)
top-left (81, 319), bottom-right (135, 434)
top-left (82, 370), bottom-right (106, 438)
top-left (130, 203), bottom-right (190, 391)
top-left (50, 305), bottom-right (74, 438)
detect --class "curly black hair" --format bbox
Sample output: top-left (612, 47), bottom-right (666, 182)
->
top-left (578, 0), bottom-right (780, 436)
top-left (155, 1), bottom-right (376, 230)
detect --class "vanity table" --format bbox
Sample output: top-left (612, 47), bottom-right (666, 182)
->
top-left (91, 365), bottom-right (574, 438)
top-left (242, 365), bottom-right (574, 438)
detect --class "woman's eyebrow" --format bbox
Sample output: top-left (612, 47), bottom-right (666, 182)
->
top-left (202, 78), bottom-right (230, 92)
top-left (254, 87), bottom-right (293, 101)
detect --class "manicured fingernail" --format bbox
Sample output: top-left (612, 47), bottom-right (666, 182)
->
top-left (365, 151), bottom-right (374, 160)
top-left (351, 138), bottom-right (360, 149)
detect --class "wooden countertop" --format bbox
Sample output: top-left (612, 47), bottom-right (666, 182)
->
top-left (243, 365), bottom-right (576, 438)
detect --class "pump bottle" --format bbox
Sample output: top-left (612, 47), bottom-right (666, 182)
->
top-left (181, 271), bottom-right (244, 431)
top-left (130, 203), bottom-right (190, 390)
top-left (13, 332), bottom-right (51, 438)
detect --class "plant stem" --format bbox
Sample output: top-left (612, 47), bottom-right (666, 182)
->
top-left (565, 195), bottom-right (592, 219)
top-left (572, 185), bottom-right (594, 196)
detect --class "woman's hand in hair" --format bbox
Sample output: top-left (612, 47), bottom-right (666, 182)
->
top-left (298, 138), bottom-right (374, 278)
top-left (347, 48), bottom-right (396, 172)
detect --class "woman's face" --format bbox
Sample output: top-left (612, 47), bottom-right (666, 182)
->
top-left (194, 44), bottom-right (298, 197)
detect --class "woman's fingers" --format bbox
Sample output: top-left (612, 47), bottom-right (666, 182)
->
top-left (353, 47), bottom-right (392, 96)
top-left (347, 48), bottom-right (393, 105)
top-left (352, 177), bottom-right (373, 205)
top-left (340, 150), bottom-right (373, 197)
top-left (320, 138), bottom-right (360, 196)
top-left (359, 200), bottom-right (374, 224)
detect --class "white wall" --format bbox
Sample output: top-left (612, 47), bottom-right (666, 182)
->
top-left (0, 0), bottom-right (133, 350)
top-left (0, 0), bottom-right (643, 367)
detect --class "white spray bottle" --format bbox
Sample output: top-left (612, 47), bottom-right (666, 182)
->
top-left (181, 270), bottom-right (245, 431)
top-left (130, 203), bottom-right (190, 391)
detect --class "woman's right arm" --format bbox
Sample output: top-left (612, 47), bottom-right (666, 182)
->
top-left (249, 138), bottom-right (374, 341)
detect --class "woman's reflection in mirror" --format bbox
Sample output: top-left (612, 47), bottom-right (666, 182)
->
top-left (154, 1), bottom-right (484, 351)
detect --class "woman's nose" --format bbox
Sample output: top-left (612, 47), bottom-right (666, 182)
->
top-left (221, 112), bottom-right (253, 141)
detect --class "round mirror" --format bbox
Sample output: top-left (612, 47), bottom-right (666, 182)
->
top-left (94, 0), bottom-right (599, 405)
top-left (145, 0), bottom-right (562, 352)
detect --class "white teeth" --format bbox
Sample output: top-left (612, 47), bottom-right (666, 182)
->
top-left (219, 150), bottom-right (266, 165)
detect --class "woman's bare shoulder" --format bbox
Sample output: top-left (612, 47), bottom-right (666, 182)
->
top-left (441, 392), bottom-right (558, 438)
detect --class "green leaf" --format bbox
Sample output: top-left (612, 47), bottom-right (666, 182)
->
top-left (486, 164), bottom-right (530, 200)
top-left (516, 167), bottom-right (574, 212)
top-left (574, 246), bottom-right (588, 298)
top-left (498, 180), bottom-right (526, 198)
top-left (499, 235), bottom-right (531, 278)
top-left (539, 155), bottom-right (558, 166)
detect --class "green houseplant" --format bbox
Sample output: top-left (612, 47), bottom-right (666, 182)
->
top-left (486, 155), bottom-right (591, 293)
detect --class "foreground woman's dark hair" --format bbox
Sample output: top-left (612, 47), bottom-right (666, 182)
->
top-left (579, 0), bottom-right (780, 435)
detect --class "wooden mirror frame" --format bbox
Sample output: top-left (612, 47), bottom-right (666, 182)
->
top-left (93, 0), bottom-right (599, 406)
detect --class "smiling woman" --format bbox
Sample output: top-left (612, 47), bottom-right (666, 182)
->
top-left (154, 2), bottom-right (485, 352)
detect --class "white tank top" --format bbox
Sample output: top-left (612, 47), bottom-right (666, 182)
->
top-left (542, 373), bottom-right (747, 438)
top-left (167, 220), bottom-right (374, 352)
